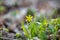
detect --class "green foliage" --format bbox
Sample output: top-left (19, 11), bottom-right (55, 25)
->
top-left (22, 18), bottom-right (48, 40)
top-left (38, 24), bottom-right (47, 40)
top-left (28, 22), bottom-right (39, 37)
top-left (21, 8), bottom-right (60, 40)
top-left (27, 9), bottom-right (36, 16)
top-left (21, 21), bottom-right (29, 38)
top-left (21, 16), bottom-right (60, 40)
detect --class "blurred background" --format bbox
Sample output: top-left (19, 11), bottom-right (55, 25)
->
top-left (0, 0), bottom-right (60, 40)
top-left (0, 0), bottom-right (60, 19)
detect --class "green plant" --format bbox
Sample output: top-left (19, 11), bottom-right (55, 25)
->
top-left (21, 8), bottom-right (60, 40)
top-left (21, 17), bottom-right (48, 40)
top-left (27, 9), bottom-right (36, 16)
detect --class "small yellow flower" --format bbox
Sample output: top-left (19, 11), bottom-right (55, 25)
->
top-left (26, 15), bottom-right (33, 22)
